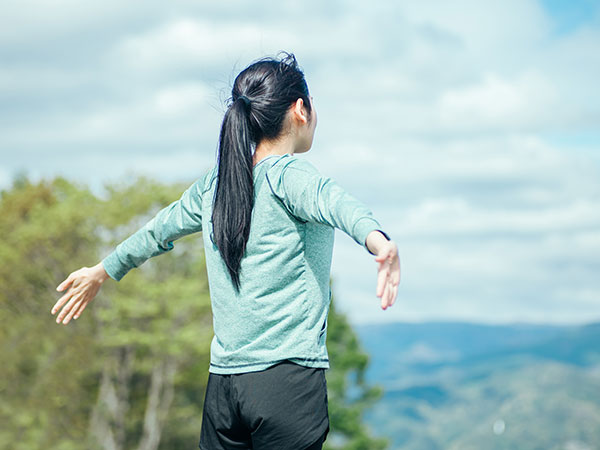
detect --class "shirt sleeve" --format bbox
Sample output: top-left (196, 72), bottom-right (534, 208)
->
top-left (266, 156), bottom-right (385, 254)
top-left (101, 172), bottom-right (207, 281)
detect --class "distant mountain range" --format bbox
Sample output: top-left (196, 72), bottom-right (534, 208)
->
top-left (353, 321), bottom-right (600, 450)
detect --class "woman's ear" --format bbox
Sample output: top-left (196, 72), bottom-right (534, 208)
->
top-left (292, 98), bottom-right (309, 125)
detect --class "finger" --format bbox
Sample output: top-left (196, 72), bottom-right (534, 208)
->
top-left (385, 279), bottom-right (394, 308)
top-left (385, 280), bottom-right (393, 308)
top-left (374, 246), bottom-right (391, 263)
top-left (56, 290), bottom-right (84, 324)
top-left (63, 297), bottom-right (84, 324)
top-left (390, 284), bottom-right (398, 306)
top-left (376, 251), bottom-right (389, 269)
top-left (56, 273), bottom-right (75, 292)
top-left (72, 298), bottom-right (88, 319)
top-left (381, 280), bottom-right (391, 309)
top-left (387, 282), bottom-right (396, 307)
top-left (52, 289), bottom-right (75, 315)
top-left (391, 266), bottom-right (401, 286)
top-left (376, 264), bottom-right (389, 297)
top-left (390, 257), bottom-right (400, 285)
top-left (380, 281), bottom-right (391, 309)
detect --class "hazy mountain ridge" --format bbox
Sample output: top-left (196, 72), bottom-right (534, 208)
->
top-left (354, 321), bottom-right (600, 450)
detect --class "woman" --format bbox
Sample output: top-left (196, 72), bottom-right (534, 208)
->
top-left (51, 51), bottom-right (400, 450)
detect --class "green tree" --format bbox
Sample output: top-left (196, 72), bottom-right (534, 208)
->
top-left (325, 282), bottom-right (391, 450)
top-left (0, 173), bottom-right (212, 450)
top-left (0, 174), bottom-right (105, 450)
top-left (0, 173), bottom-right (389, 449)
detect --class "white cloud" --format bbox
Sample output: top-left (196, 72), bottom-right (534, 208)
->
top-left (1, 0), bottom-right (599, 326)
top-left (1, 80), bottom-right (222, 150)
top-left (400, 197), bottom-right (600, 236)
top-left (0, 0), bottom-right (154, 47)
top-left (437, 70), bottom-right (560, 131)
top-left (109, 18), bottom-right (263, 70)
top-left (321, 134), bottom-right (599, 203)
top-left (153, 82), bottom-right (212, 116)
top-left (399, 0), bottom-right (552, 66)
top-left (334, 225), bottom-right (600, 325)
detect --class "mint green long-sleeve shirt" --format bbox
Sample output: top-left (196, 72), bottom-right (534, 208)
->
top-left (101, 153), bottom-right (385, 374)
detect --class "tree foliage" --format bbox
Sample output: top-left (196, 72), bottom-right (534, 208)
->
top-left (0, 173), bottom-right (388, 449)
top-left (325, 283), bottom-right (390, 450)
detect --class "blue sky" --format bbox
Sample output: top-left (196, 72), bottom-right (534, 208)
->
top-left (1, 0), bottom-right (598, 326)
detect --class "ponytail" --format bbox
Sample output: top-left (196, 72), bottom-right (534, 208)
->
top-left (212, 51), bottom-right (312, 292)
top-left (212, 97), bottom-right (254, 292)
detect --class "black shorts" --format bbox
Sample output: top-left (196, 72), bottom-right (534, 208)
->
top-left (199, 359), bottom-right (330, 450)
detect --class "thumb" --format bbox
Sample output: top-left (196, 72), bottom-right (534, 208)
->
top-left (56, 273), bottom-right (74, 291)
top-left (375, 247), bottom-right (390, 262)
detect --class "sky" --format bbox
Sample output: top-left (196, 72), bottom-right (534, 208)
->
top-left (1, 0), bottom-right (599, 326)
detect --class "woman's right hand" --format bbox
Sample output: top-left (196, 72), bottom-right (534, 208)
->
top-left (51, 262), bottom-right (110, 325)
top-left (374, 240), bottom-right (400, 310)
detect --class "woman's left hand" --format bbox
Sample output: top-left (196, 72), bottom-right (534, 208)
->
top-left (374, 241), bottom-right (400, 310)
top-left (51, 263), bottom-right (109, 325)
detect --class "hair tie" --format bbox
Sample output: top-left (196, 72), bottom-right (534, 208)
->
top-left (237, 95), bottom-right (251, 109)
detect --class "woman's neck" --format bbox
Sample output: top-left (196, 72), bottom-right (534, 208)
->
top-left (253, 138), bottom-right (296, 166)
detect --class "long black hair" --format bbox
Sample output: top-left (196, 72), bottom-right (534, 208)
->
top-left (212, 51), bottom-right (313, 292)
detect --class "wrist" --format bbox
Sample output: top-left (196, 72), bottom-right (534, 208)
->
top-left (366, 229), bottom-right (391, 255)
top-left (94, 262), bottom-right (110, 283)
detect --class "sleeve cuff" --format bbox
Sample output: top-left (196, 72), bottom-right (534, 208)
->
top-left (352, 217), bottom-right (383, 255)
top-left (376, 229), bottom-right (391, 241)
top-left (101, 251), bottom-right (128, 282)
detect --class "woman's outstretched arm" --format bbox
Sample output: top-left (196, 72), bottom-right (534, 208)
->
top-left (51, 172), bottom-right (208, 325)
top-left (267, 156), bottom-right (400, 310)
top-left (266, 157), bottom-right (383, 252)
top-left (101, 174), bottom-right (206, 282)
